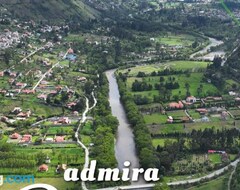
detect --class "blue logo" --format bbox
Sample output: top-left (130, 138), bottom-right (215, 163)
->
top-left (0, 175), bottom-right (35, 186)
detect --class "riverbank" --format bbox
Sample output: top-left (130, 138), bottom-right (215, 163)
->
top-left (106, 70), bottom-right (142, 184)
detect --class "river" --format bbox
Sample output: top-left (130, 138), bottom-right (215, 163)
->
top-left (106, 69), bottom-right (144, 184)
top-left (190, 37), bottom-right (225, 61)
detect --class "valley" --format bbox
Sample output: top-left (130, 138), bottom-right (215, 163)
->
top-left (0, 1), bottom-right (240, 190)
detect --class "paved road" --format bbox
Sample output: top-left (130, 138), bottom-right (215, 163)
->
top-left (75, 92), bottom-right (97, 190)
top-left (20, 47), bottom-right (44, 63)
top-left (228, 160), bottom-right (238, 190)
top-left (97, 158), bottom-right (240, 190)
top-left (32, 62), bottom-right (59, 90)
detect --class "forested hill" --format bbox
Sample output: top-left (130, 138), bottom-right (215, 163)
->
top-left (0, 0), bottom-right (100, 22)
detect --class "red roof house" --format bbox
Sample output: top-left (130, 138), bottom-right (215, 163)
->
top-left (55, 136), bottom-right (65, 143)
top-left (10, 133), bottom-right (20, 139)
top-left (169, 101), bottom-right (184, 109)
top-left (38, 164), bottom-right (48, 172)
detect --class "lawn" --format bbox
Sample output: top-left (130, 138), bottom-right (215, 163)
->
top-left (127, 73), bottom-right (218, 101)
top-left (148, 123), bottom-right (185, 134)
top-left (144, 113), bottom-right (168, 124)
top-left (47, 126), bottom-right (74, 135)
top-left (157, 34), bottom-right (195, 46)
top-left (148, 120), bottom-right (236, 135)
top-left (120, 60), bottom-right (211, 76)
top-left (187, 110), bottom-right (202, 119)
top-left (208, 154), bottom-right (221, 164)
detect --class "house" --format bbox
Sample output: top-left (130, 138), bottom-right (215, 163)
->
top-left (10, 133), bottom-right (20, 139)
top-left (67, 102), bottom-right (76, 109)
top-left (5, 93), bottom-right (14, 98)
top-left (186, 96), bottom-right (197, 103)
top-left (54, 117), bottom-right (71, 125)
top-left (196, 108), bottom-right (208, 114)
top-left (22, 89), bottom-right (35, 94)
top-left (0, 89), bottom-right (7, 95)
top-left (16, 82), bottom-right (27, 88)
top-left (73, 111), bottom-right (79, 116)
top-left (38, 164), bottom-right (48, 172)
top-left (8, 78), bottom-right (15, 84)
top-left (49, 90), bottom-right (57, 95)
top-left (167, 116), bottom-right (173, 123)
top-left (37, 94), bottom-right (47, 101)
top-left (67, 48), bottom-right (74, 54)
top-left (45, 137), bottom-right (54, 142)
top-left (77, 77), bottom-right (87, 82)
top-left (20, 134), bottom-right (32, 143)
top-left (17, 110), bottom-right (31, 118)
top-left (56, 164), bottom-right (67, 174)
top-left (169, 101), bottom-right (184, 109)
top-left (12, 107), bottom-right (22, 114)
top-left (55, 136), bottom-right (65, 143)
top-left (1, 116), bottom-right (8, 122)
top-left (201, 116), bottom-right (210, 122)
top-left (229, 91), bottom-right (237, 96)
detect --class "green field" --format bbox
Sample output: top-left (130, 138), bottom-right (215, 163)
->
top-left (148, 120), bottom-right (236, 135)
top-left (120, 61), bottom-right (211, 76)
top-left (47, 126), bottom-right (74, 135)
top-left (126, 73), bottom-right (218, 101)
top-left (144, 113), bottom-right (168, 124)
top-left (152, 138), bottom-right (178, 147)
top-left (157, 34), bottom-right (195, 46)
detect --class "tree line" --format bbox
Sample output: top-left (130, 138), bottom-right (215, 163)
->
top-left (117, 73), bottom-right (159, 170)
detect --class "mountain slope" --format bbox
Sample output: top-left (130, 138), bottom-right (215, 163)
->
top-left (0, 0), bottom-right (100, 22)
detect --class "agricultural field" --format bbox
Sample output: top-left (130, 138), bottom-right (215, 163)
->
top-left (120, 60), bottom-right (211, 76)
top-left (127, 72), bottom-right (218, 101)
top-left (157, 34), bottom-right (197, 46)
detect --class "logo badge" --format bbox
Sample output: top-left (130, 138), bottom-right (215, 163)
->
top-left (0, 175), bottom-right (3, 186)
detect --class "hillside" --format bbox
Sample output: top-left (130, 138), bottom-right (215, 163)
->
top-left (0, 0), bottom-right (100, 22)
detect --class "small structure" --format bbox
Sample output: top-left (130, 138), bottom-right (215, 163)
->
top-left (167, 116), bottom-right (173, 123)
top-left (12, 107), bottom-right (22, 114)
top-left (10, 133), bottom-right (20, 139)
top-left (55, 136), bottom-right (65, 143)
top-left (20, 134), bottom-right (32, 143)
top-left (45, 137), bottom-right (54, 142)
top-left (186, 96), bottom-right (197, 103)
top-left (37, 94), bottom-right (47, 101)
top-left (56, 164), bottom-right (67, 174)
top-left (169, 101), bottom-right (184, 109)
top-left (54, 117), bottom-right (71, 125)
top-left (45, 156), bottom-right (51, 164)
top-left (201, 116), bottom-right (210, 122)
top-left (22, 89), bottom-right (35, 94)
top-left (67, 48), bottom-right (74, 54)
top-left (196, 108), bottom-right (208, 114)
top-left (38, 164), bottom-right (48, 172)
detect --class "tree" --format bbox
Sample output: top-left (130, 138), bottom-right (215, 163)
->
top-left (154, 182), bottom-right (169, 190)
top-left (4, 48), bottom-right (12, 65)
top-left (36, 152), bottom-right (46, 165)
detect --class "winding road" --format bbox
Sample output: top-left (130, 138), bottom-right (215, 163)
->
top-left (75, 92), bottom-right (97, 190)
top-left (190, 37), bottom-right (224, 61)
